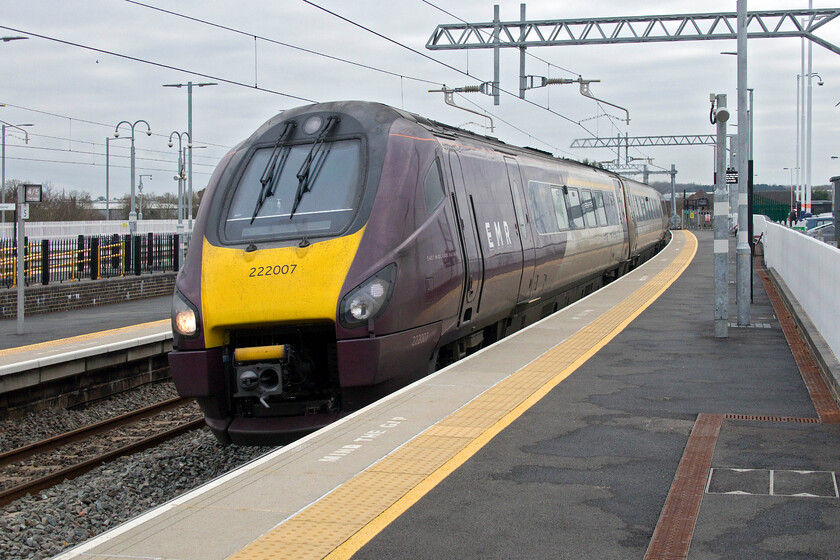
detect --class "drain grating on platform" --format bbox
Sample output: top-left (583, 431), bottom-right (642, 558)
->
top-left (727, 322), bottom-right (772, 329)
top-left (707, 468), bottom-right (839, 498)
top-left (724, 414), bottom-right (820, 423)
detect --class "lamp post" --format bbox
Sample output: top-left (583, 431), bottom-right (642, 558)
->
top-left (163, 81), bottom-right (217, 232)
top-left (114, 119), bottom-right (151, 234)
top-left (138, 174), bottom-right (152, 220)
top-left (168, 132), bottom-right (191, 223)
top-left (796, 73), bottom-right (802, 219)
top-left (805, 72), bottom-right (822, 217)
top-left (105, 136), bottom-right (130, 221)
top-left (168, 131), bottom-right (191, 266)
top-left (783, 167), bottom-right (798, 225)
top-left (1, 121), bottom-right (32, 224)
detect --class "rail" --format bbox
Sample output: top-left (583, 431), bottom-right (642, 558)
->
top-left (754, 215), bottom-right (840, 364)
top-left (0, 397), bottom-right (204, 508)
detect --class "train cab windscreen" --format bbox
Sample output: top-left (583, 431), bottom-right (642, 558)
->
top-left (223, 139), bottom-right (363, 242)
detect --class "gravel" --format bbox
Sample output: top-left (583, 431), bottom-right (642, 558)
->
top-left (0, 383), bottom-right (180, 453)
top-left (0, 383), bottom-right (275, 560)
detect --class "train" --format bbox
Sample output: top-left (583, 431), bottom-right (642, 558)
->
top-left (168, 100), bottom-right (669, 446)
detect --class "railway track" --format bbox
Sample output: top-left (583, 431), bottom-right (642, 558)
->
top-left (0, 397), bottom-right (205, 507)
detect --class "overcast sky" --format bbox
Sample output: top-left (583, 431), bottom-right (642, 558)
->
top-left (2, 0), bottom-right (840, 203)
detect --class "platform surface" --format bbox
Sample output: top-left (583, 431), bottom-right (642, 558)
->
top-left (43, 230), bottom-right (840, 560)
top-left (0, 295), bottom-right (171, 351)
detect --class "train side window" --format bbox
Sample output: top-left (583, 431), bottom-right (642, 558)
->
top-left (550, 187), bottom-right (570, 230)
top-left (603, 192), bottom-right (619, 225)
top-left (528, 181), bottom-right (559, 234)
top-left (581, 190), bottom-right (597, 228)
top-left (593, 192), bottom-right (608, 226)
top-left (423, 159), bottom-right (446, 214)
top-left (566, 188), bottom-right (584, 229)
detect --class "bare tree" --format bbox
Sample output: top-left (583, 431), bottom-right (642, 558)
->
top-left (1, 181), bottom-right (101, 221)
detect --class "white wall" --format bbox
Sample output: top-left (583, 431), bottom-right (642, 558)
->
top-left (755, 215), bottom-right (840, 364)
top-left (0, 220), bottom-right (191, 240)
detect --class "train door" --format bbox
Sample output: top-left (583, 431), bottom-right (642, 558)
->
top-left (504, 157), bottom-right (537, 304)
top-left (615, 178), bottom-right (636, 259)
top-left (448, 152), bottom-right (484, 324)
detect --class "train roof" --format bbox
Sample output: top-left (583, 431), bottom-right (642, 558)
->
top-left (395, 106), bottom-right (631, 182)
top-left (264, 101), bottom-right (657, 195)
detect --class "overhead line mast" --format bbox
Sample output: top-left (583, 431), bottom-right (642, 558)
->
top-left (427, 4), bottom-right (840, 331)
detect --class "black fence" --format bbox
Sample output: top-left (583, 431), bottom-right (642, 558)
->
top-left (0, 233), bottom-right (184, 289)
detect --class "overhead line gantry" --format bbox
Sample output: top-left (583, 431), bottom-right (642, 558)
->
top-left (426, 7), bottom-right (840, 103)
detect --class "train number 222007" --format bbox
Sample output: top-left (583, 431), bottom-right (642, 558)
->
top-left (249, 264), bottom-right (297, 277)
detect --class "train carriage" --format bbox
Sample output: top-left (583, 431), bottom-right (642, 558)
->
top-left (169, 101), bottom-right (668, 445)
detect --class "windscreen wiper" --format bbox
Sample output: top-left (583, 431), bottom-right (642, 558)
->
top-left (289, 115), bottom-right (340, 220)
top-left (250, 120), bottom-right (296, 224)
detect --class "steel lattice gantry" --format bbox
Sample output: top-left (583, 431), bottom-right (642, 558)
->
top-left (426, 9), bottom-right (840, 54)
top-left (570, 135), bottom-right (716, 149)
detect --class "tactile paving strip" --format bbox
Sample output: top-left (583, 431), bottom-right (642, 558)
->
top-left (757, 267), bottom-right (840, 424)
top-left (645, 414), bottom-right (724, 560)
top-left (0, 319), bottom-right (169, 357)
top-left (644, 262), bottom-right (840, 560)
top-left (228, 231), bottom-right (698, 560)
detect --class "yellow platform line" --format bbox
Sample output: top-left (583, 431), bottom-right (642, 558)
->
top-left (228, 231), bottom-right (698, 560)
top-left (0, 319), bottom-right (170, 357)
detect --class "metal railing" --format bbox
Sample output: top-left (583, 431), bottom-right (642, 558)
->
top-left (0, 233), bottom-right (184, 288)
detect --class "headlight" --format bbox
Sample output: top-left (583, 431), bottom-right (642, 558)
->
top-left (172, 289), bottom-right (201, 338)
top-left (340, 263), bottom-right (397, 329)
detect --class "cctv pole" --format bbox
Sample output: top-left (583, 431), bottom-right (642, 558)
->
top-left (713, 94), bottom-right (729, 338)
top-left (805, 0), bottom-right (814, 216)
top-left (736, 0), bottom-right (751, 326)
top-left (187, 82), bottom-right (193, 231)
top-left (670, 164), bottom-right (676, 224)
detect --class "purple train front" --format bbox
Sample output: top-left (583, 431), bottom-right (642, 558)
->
top-left (168, 101), bottom-right (668, 445)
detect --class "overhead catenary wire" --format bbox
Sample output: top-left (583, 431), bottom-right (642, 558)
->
top-left (6, 143), bottom-right (219, 169)
top-left (300, 1), bottom-right (602, 139)
top-left (3, 4), bottom-right (655, 177)
top-left (124, 0), bottom-right (568, 153)
top-left (21, 132), bottom-right (223, 163)
top-left (2, 155), bottom-right (212, 176)
top-left (122, 0), bottom-right (442, 88)
top-left (0, 24), bottom-right (319, 104)
top-left (418, 0), bottom-right (662, 168)
top-left (15, 0), bottom-right (597, 159)
top-left (419, 0), bottom-right (579, 77)
top-left (0, 103), bottom-right (233, 152)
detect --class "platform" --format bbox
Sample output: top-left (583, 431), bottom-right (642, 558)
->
top-left (0, 295), bottom-right (171, 350)
top-left (47, 229), bottom-right (840, 559)
top-left (0, 297), bottom-right (171, 405)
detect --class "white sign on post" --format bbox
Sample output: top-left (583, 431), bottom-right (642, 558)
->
top-left (0, 203), bottom-right (15, 211)
top-left (19, 203), bottom-right (29, 219)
